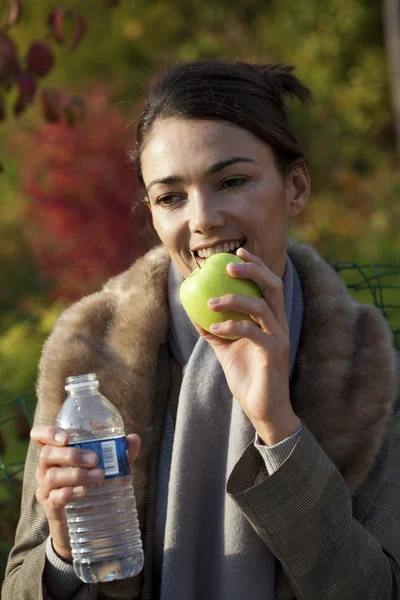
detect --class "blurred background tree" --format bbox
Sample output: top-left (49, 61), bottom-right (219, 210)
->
top-left (0, 0), bottom-right (399, 582)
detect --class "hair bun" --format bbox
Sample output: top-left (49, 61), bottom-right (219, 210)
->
top-left (257, 64), bottom-right (312, 105)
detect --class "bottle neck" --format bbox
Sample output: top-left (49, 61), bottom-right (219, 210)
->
top-left (67, 384), bottom-right (100, 397)
top-left (65, 373), bottom-right (100, 397)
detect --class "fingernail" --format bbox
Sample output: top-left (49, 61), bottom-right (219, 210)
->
top-left (72, 486), bottom-right (85, 497)
top-left (228, 261), bottom-right (242, 270)
top-left (54, 431), bottom-right (67, 444)
top-left (208, 298), bottom-right (220, 306)
top-left (82, 452), bottom-right (97, 465)
top-left (210, 323), bottom-right (221, 331)
top-left (87, 468), bottom-right (104, 479)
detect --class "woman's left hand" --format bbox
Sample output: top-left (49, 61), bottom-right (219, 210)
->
top-left (194, 247), bottom-right (301, 446)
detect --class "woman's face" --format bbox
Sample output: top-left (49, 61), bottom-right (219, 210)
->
top-left (140, 118), bottom-right (310, 279)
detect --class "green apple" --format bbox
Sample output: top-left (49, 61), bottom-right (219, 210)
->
top-left (179, 252), bottom-right (263, 339)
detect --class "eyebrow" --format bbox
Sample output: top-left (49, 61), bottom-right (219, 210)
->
top-left (146, 157), bottom-right (255, 191)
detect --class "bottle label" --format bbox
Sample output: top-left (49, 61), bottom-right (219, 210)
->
top-left (69, 436), bottom-right (131, 479)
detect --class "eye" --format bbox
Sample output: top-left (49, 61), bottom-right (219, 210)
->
top-left (154, 193), bottom-right (186, 208)
top-left (220, 176), bottom-right (248, 189)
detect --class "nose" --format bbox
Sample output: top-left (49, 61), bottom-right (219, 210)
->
top-left (188, 189), bottom-right (225, 234)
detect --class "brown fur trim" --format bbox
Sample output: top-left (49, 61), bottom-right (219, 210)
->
top-left (288, 240), bottom-right (397, 492)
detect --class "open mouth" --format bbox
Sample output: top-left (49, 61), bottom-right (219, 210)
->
top-left (192, 239), bottom-right (246, 265)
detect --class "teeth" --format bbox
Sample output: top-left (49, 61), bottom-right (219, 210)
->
top-left (196, 240), bottom-right (244, 259)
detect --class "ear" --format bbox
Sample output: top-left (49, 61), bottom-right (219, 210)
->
top-left (286, 163), bottom-right (311, 219)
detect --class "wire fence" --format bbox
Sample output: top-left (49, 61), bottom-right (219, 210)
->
top-left (329, 261), bottom-right (400, 348)
top-left (0, 393), bottom-right (36, 502)
top-left (0, 262), bottom-right (399, 584)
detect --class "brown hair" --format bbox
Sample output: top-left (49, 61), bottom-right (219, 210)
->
top-left (132, 60), bottom-right (312, 186)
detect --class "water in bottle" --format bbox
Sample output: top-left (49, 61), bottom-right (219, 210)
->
top-left (55, 373), bottom-right (144, 583)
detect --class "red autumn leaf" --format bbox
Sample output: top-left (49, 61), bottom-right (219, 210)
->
top-left (27, 41), bottom-right (55, 77)
top-left (14, 75), bottom-right (37, 116)
top-left (40, 88), bottom-right (63, 123)
top-left (68, 14), bottom-right (88, 51)
top-left (7, 0), bottom-right (22, 27)
top-left (48, 7), bottom-right (66, 44)
top-left (0, 33), bottom-right (20, 78)
top-left (64, 96), bottom-right (87, 125)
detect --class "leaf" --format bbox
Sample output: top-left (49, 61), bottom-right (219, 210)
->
top-left (0, 33), bottom-right (20, 78)
top-left (40, 88), bottom-right (63, 123)
top-left (63, 96), bottom-right (87, 125)
top-left (48, 7), bottom-right (66, 44)
top-left (7, 0), bottom-right (22, 27)
top-left (103, 0), bottom-right (120, 6)
top-left (13, 75), bottom-right (37, 116)
top-left (27, 42), bottom-right (55, 77)
top-left (68, 14), bottom-right (88, 51)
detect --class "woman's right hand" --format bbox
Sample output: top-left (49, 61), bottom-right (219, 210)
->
top-left (30, 425), bottom-right (141, 564)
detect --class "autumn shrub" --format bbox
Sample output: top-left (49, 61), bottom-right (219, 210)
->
top-left (15, 92), bottom-right (155, 301)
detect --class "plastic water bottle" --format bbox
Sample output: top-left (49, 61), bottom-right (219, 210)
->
top-left (55, 373), bottom-right (144, 583)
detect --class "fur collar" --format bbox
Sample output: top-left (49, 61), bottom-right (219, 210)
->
top-left (287, 240), bottom-right (398, 492)
top-left (35, 241), bottom-right (398, 597)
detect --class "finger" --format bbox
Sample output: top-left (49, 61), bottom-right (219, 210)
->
top-left (31, 425), bottom-right (69, 448)
top-left (227, 254), bottom-right (287, 331)
top-left (207, 294), bottom-right (280, 336)
top-left (37, 444), bottom-right (98, 481)
top-left (40, 466), bottom-right (104, 500)
top-left (209, 318), bottom-right (272, 349)
top-left (189, 316), bottom-right (239, 347)
top-left (236, 246), bottom-right (267, 268)
top-left (126, 434), bottom-right (141, 462)
top-left (210, 319), bottom-right (290, 363)
top-left (43, 485), bottom-right (88, 519)
top-left (190, 319), bottom-right (221, 341)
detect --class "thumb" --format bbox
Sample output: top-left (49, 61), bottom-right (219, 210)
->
top-left (126, 433), bottom-right (141, 463)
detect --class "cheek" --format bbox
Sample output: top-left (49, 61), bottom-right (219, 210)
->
top-left (150, 211), bottom-right (182, 249)
top-left (251, 184), bottom-right (288, 227)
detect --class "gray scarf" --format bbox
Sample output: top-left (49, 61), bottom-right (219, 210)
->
top-left (161, 254), bottom-right (303, 600)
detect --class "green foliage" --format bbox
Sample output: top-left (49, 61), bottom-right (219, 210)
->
top-left (0, 303), bottom-right (62, 400)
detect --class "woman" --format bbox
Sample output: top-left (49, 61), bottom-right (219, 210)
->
top-left (3, 60), bottom-right (400, 600)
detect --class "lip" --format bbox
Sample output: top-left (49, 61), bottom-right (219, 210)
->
top-left (190, 240), bottom-right (247, 268)
top-left (190, 238), bottom-right (246, 253)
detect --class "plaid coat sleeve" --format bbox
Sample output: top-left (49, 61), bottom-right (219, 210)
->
top-left (227, 412), bottom-right (400, 600)
top-left (1, 439), bottom-right (97, 600)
